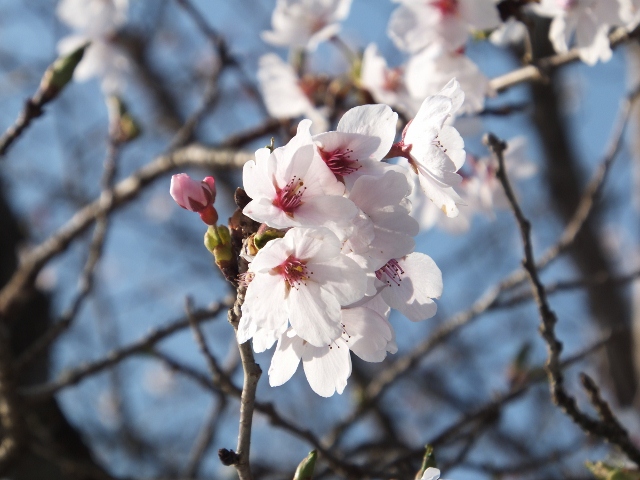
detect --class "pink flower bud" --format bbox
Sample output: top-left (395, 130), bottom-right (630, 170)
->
top-left (170, 173), bottom-right (215, 212)
top-left (202, 176), bottom-right (216, 202)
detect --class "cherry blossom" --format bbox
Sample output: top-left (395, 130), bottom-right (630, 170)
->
top-left (268, 328), bottom-right (352, 397)
top-left (406, 47), bottom-right (491, 115)
top-left (376, 253), bottom-right (443, 322)
top-left (343, 171), bottom-right (418, 272)
top-left (531, 0), bottom-right (622, 65)
top-left (410, 184), bottom-right (474, 234)
top-left (411, 137), bottom-right (535, 233)
top-left (56, 0), bottom-right (130, 93)
top-left (388, 0), bottom-right (500, 54)
top-left (422, 467), bottom-right (450, 480)
top-left (238, 227), bottom-right (368, 348)
top-left (242, 119), bottom-right (357, 229)
top-left (620, 0), bottom-right (640, 27)
top-left (359, 44), bottom-right (419, 117)
top-left (268, 303), bottom-right (395, 396)
top-left (389, 79), bottom-right (466, 218)
top-left (262, 0), bottom-right (353, 51)
top-left (312, 104), bottom-right (399, 187)
top-left (257, 54), bottom-right (328, 133)
top-left (490, 17), bottom-right (529, 47)
top-left (57, 0), bottom-right (128, 36)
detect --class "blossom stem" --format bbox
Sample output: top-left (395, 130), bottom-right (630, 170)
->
top-left (227, 252), bottom-right (262, 480)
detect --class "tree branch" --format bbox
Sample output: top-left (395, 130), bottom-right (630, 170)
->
top-left (487, 131), bottom-right (640, 466)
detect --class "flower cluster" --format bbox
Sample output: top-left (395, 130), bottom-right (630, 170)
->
top-left (232, 81), bottom-right (479, 395)
top-left (256, 0), bottom-right (639, 138)
top-left (170, 76), bottom-right (475, 395)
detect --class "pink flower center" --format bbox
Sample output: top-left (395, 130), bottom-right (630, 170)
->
top-left (383, 68), bottom-right (403, 92)
top-left (430, 0), bottom-right (458, 16)
top-left (318, 147), bottom-right (360, 177)
top-left (376, 259), bottom-right (404, 286)
top-left (310, 16), bottom-right (328, 34)
top-left (273, 176), bottom-right (306, 216)
top-left (275, 255), bottom-right (310, 289)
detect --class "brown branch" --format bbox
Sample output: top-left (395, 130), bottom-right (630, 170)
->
top-left (225, 271), bottom-right (260, 480)
top-left (20, 302), bottom-right (230, 401)
top-left (0, 146), bottom-right (252, 319)
top-left (489, 26), bottom-right (636, 93)
top-left (183, 398), bottom-right (227, 478)
top-left (0, 97), bottom-right (45, 157)
top-left (497, 269), bottom-right (640, 309)
top-left (325, 93), bottom-right (635, 446)
top-left (155, 337), bottom-right (371, 478)
top-left (380, 330), bottom-right (621, 472)
top-left (15, 141), bottom-right (123, 374)
top-left (0, 323), bottom-right (25, 472)
top-left (487, 132), bottom-right (640, 466)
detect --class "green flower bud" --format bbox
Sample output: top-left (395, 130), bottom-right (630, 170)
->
top-left (293, 450), bottom-right (317, 480)
top-left (415, 445), bottom-right (436, 480)
top-left (40, 43), bottom-right (89, 102)
top-left (254, 227), bottom-right (285, 249)
top-left (107, 96), bottom-right (141, 143)
top-left (204, 226), bottom-right (221, 254)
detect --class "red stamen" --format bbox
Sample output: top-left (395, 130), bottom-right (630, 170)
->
top-left (318, 147), bottom-right (360, 177)
top-left (273, 176), bottom-right (306, 216)
top-left (376, 259), bottom-right (405, 286)
top-left (274, 255), bottom-right (310, 290)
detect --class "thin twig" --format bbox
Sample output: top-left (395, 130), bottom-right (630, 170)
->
top-left (226, 279), bottom-right (261, 480)
top-left (186, 297), bottom-right (231, 389)
top-left (380, 331), bottom-right (621, 471)
top-left (487, 132), bottom-right (640, 466)
top-left (0, 146), bottom-right (252, 319)
top-left (15, 141), bottom-right (123, 374)
top-left (496, 269), bottom-right (640, 309)
top-left (20, 302), bottom-right (230, 401)
top-left (155, 339), bottom-right (372, 478)
top-left (489, 26), bottom-right (636, 92)
top-left (183, 398), bottom-right (227, 478)
top-left (324, 87), bottom-right (637, 448)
